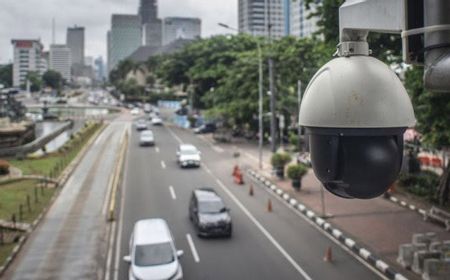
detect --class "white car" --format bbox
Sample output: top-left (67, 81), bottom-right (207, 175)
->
top-left (131, 108), bottom-right (140, 115)
top-left (136, 120), bottom-right (148, 131)
top-left (176, 144), bottom-right (201, 168)
top-left (140, 130), bottom-right (155, 146)
top-left (151, 117), bottom-right (163, 126)
top-left (124, 219), bottom-right (183, 280)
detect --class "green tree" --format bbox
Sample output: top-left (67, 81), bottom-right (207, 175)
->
top-left (304, 0), bottom-right (401, 63)
top-left (109, 59), bottom-right (137, 86)
top-left (0, 64), bottom-right (13, 88)
top-left (405, 67), bottom-right (450, 206)
top-left (157, 35), bottom-right (258, 109)
top-left (26, 71), bottom-right (42, 92)
top-left (42, 70), bottom-right (63, 91)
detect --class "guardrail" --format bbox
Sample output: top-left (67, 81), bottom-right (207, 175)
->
top-left (0, 121), bottom-right (73, 157)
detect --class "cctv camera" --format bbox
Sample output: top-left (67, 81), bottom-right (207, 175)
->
top-left (299, 56), bottom-right (415, 199)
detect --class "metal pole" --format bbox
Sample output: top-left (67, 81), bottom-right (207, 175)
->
top-left (258, 40), bottom-right (264, 170)
top-left (267, 0), bottom-right (277, 153)
top-left (320, 186), bottom-right (326, 218)
top-left (297, 80), bottom-right (302, 152)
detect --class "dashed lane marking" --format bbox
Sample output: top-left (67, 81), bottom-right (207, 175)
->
top-left (186, 234), bottom-right (200, 263)
top-left (169, 186), bottom-right (177, 200)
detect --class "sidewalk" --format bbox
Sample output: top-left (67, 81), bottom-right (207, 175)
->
top-left (209, 137), bottom-right (450, 279)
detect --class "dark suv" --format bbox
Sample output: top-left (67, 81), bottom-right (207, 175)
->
top-left (189, 188), bottom-right (232, 237)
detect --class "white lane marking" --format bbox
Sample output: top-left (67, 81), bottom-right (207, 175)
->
top-left (104, 221), bottom-right (116, 280)
top-left (166, 126), bottom-right (183, 144)
top-left (161, 161), bottom-right (166, 169)
top-left (95, 131), bottom-right (106, 146)
top-left (169, 186), bottom-right (177, 200)
top-left (214, 177), bottom-right (312, 280)
top-left (186, 234), bottom-right (200, 263)
top-left (155, 147), bottom-right (160, 153)
top-left (203, 164), bottom-right (212, 174)
top-left (213, 146), bottom-right (224, 153)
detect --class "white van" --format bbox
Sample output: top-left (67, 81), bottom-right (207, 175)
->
top-left (124, 219), bottom-right (183, 280)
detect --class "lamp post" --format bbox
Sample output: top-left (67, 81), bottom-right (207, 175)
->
top-left (218, 23), bottom-right (264, 170)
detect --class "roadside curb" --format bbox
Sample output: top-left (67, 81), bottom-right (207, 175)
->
top-left (0, 123), bottom-right (107, 277)
top-left (247, 169), bottom-right (409, 280)
top-left (383, 193), bottom-right (428, 218)
top-left (107, 128), bottom-right (129, 222)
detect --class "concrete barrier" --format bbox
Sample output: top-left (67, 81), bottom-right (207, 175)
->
top-left (413, 232), bottom-right (438, 247)
top-left (422, 259), bottom-right (450, 280)
top-left (0, 121), bottom-right (73, 157)
top-left (397, 243), bottom-right (428, 269)
top-left (429, 241), bottom-right (450, 252)
top-left (412, 251), bottom-right (442, 274)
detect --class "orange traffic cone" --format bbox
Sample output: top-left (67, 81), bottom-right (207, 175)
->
top-left (249, 184), bottom-right (254, 196)
top-left (232, 165), bottom-right (239, 177)
top-left (323, 246), bottom-right (333, 262)
top-left (234, 170), bottom-right (244, 185)
top-left (267, 199), bottom-right (273, 212)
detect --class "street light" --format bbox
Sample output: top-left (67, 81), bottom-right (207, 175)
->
top-left (218, 23), bottom-right (265, 170)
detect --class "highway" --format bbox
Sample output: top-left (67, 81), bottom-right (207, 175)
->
top-left (112, 114), bottom-right (382, 280)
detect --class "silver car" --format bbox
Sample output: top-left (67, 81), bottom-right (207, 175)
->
top-left (139, 130), bottom-right (154, 146)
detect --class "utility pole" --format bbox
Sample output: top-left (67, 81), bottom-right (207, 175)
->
top-left (297, 80), bottom-right (303, 152)
top-left (266, 0), bottom-right (277, 153)
top-left (258, 38), bottom-right (264, 169)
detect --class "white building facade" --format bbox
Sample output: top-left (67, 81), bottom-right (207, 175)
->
top-left (290, 0), bottom-right (320, 38)
top-left (50, 44), bottom-right (72, 81)
top-left (162, 17), bottom-right (201, 46)
top-left (11, 39), bottom-right (45, 87)
top-left (238, 0), bottom-right (286, 38)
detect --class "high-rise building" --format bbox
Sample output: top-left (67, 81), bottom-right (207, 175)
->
top-left (94, 56), bottom-right (106, 81)
top-left (50, 44), bottom-right (72, 81)
top-left (139, 0), bottom-right (162, 47)
top-left (107, 14), bottom-right (141, 72)
top-left (238, 0), bottom-right (286, 38)
top-left (139, 0), bottom-right (158, 24)
top-left (66, 26), bottom-right (85, 66)
top-left (11, 39), bottom-right (45, 87)
top-left (162, 17), bottom-right (201, 46)
top-left (290, 0), bottom-right (320, 38)
top-left (143, 20), bottom-right (162, 47)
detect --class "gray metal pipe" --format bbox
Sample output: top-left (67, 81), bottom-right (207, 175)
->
top-left (424, 0), bottom-right (450, 93)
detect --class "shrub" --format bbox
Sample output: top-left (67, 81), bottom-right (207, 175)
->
top-left (398, 171), bottom-right (439, 199)
top-left (287, 164), bottom-right (308, 181)
top-left (0, 159), bottom-right (10, 175)
top-left (289, 133), bottom-right (299, 152)
top-left (271, 152), bottom-right (292, 168)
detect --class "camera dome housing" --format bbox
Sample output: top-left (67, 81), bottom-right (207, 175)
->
top-left (299, 56), bottom-right (416, 199)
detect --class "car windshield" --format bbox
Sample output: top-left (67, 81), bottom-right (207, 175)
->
top-left (199, 200), bottom-right (225, 213)
top-left (141, 131), bottom-right (153, 137)
top-left (134, 242), bottom-right (174, 267)
top-left (181, 149), bottom-right (198, 155)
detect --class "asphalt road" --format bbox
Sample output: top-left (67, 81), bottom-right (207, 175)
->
top-left (113, 115), bottom-right (382, 280)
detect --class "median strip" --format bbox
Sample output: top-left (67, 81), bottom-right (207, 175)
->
top-left (107, 130), bottom-right (129, 222)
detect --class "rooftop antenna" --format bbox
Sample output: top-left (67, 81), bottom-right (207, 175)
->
top-left (52, 18), bottom-right (55, 45)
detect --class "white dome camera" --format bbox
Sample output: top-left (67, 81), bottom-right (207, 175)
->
top-left (299, 56), bottom-right (416, 199)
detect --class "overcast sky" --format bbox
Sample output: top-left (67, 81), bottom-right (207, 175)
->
top-left (0, 0), bottom-right (237, 64)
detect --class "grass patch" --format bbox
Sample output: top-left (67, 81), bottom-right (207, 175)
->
top-left (9, 122), bottom-right (102, 178)
top-left (0, 243), bottom-right (16, 267)
top-left (0, 179), bottom-right (55, 223)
